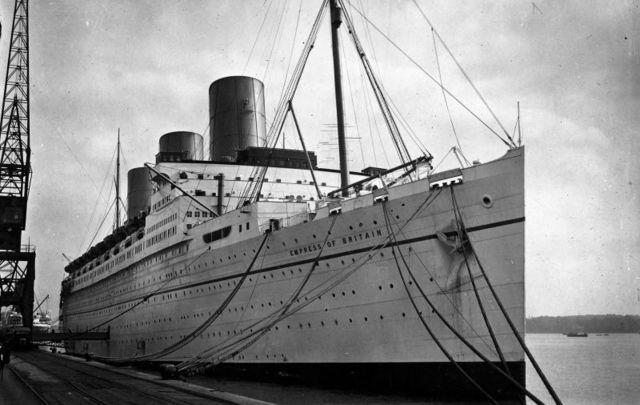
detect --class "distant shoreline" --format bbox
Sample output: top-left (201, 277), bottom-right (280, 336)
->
top-left (526, 314), bottom-right (640, 334)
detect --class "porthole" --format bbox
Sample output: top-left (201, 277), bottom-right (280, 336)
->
top-left (482, 194), bottom-right (494, 208)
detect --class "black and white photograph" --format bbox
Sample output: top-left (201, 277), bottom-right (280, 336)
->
top-left (0, 1), bottom-right (637, 404)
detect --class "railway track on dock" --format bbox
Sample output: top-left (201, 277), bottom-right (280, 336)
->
top-left (11, 351), bottom-right (228, 405)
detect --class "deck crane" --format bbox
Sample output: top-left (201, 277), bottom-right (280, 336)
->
top-left (0, 0), bottom-right (35, 333)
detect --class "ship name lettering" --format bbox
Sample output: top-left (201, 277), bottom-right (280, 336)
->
top-left (342, 229), bottom-right (382, 245)
top-left (290, 241), bottom-right (336, 257)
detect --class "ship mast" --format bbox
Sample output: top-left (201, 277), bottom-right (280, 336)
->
top-left (115, 129), bottom-right (121, 229)
top-left (330, 0), bottom-right (349, 197)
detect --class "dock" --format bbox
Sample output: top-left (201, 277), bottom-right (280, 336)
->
top-left (1, 350), bottom-right (274, 405)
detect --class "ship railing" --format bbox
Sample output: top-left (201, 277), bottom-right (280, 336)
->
top-left (327, 155), bottom-right (431, 199)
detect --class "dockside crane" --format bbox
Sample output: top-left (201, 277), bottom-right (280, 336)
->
top-left (0, 0), bottom-right (35, 333)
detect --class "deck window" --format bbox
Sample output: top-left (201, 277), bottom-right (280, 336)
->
top-left (203, 226), bottom-right (232, 243)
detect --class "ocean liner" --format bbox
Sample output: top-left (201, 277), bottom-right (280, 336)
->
top-left (61, 0), bottom-right (529, 400)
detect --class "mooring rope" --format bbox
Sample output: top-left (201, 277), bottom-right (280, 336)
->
top-left (93, 232), bottom-right (270, 363)
top-left (381, 201), bottom-right (544, 404)
top-left (176, 215), bottom-right (339, 372)
top-left (449, 186), bottom-right (563, 405)
top-left (381, 202), bottom-right (500, 404)
top-left (449, 189), bottom-right (513, 375)
top-left (177, 189), bottom-right (444, 373)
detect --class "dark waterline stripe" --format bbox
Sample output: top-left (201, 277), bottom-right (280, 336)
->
top-left (65, 216), bottom-right (524, 317)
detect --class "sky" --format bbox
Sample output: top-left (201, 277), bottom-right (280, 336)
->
top-left (0, 0), bottom-right (637, 320)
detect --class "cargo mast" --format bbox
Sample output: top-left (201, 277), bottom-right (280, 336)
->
top-left (330, 0), bottom-right (349, 197)
top-left (0, 0), bottom-right (36, 331)
top-left (115, 129), bottom-right (121, 229)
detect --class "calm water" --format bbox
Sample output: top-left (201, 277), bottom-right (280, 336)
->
top-left (191, 333), bottom-right (640, 404)
top-left (525, 333), bottom-right (639, 405)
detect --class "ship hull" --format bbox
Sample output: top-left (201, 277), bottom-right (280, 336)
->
top-left (61, 148), bottom-right (525, 398)
top-left (208, 360), bottom-right (525, 399)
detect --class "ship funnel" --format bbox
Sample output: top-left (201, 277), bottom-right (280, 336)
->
top-left (209, 76), bottom-right (266, 162)
top-left (156, 131), bottom-right (204, 163)
top-left (127, 167), bottom-right (153, 220)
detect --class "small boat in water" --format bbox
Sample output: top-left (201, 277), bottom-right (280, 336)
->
top-left (565, 332), bottom-right (588, 337)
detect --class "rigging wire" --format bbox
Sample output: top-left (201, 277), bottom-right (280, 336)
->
top-left (243, 0), bottom-right (275, 75)
top-left (353, 0), bottom-right (391, 168)
top-left (84, 199), bottom-right (116, 259)
top-left (343, 1), bottom-right (429, 158)
top-left (338, 0), bottom-right (413, 166)
top-left (80, 146), bottom-right (118, 251)
top-left (411, 0), bottom-right (516, 148)
top-left (339, 31), bottom-right (367, 169)
top-left (343, 0), bottom-right (512, 148)
top-left (342, 1), bottom-right (429, 160)
top-left (383, 91), bottom-right (429, 156)
top-left (239, 0), bottom-right (330, 207)
top-left (42, 109), bottom-right (110, 201)
top-left (431, 147), bottom-right (454, 172)
top-left (360, 71), bottom-right (387, 167)
top-left (431, 28), bottom-right (464, 154)
top-left (276, 1), bottom-right (302, 106)
top-left (261, 0), bottom-right (288, 83)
